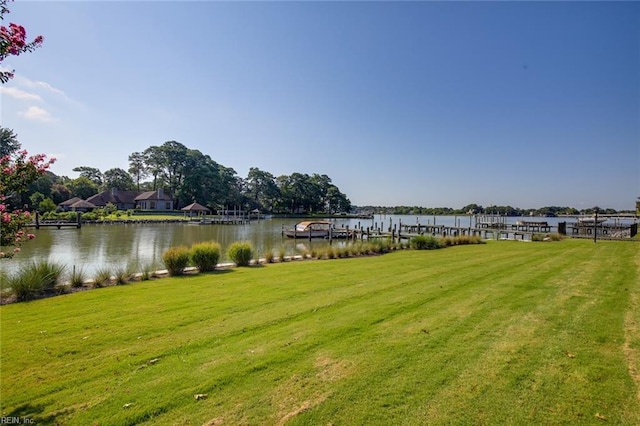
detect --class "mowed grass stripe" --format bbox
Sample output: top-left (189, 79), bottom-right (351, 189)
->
top-left (1, 239), bottom-right (638, 425)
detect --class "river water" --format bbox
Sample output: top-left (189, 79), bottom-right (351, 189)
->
top-left (1, 214), bottom-right (626, 277)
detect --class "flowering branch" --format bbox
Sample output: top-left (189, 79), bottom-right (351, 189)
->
top-left (0, 0), bottom-right (43, 83)
top-left (0, 150), bottom-right (55, 258)
top-left (0, 1), bottom-right (48, 258)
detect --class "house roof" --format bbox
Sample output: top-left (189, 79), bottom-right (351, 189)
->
top-left (59, 197), bottom-right (82, 206)
top-left (70, 200), bottom-right (97, 209)
top-left (135, 191), bottom-right (173, 201)
top-left (181, 202), bottom-right (209, 212)
top-left (87, 190), bottom-right (139, 206)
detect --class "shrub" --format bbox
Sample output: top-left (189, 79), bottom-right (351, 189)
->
top-left (264, 250), bottom-right (275, 264)
top-left (410, 235), bottom-right (441, 250)
top-left (162, 246), bottom-right (191, 276)
top-left (9, 260), bottom-right (65, 301)
top-left (69, 265), bottom-right (86, 288)
top-left (371, 238), bottom-right (392, 253)
top-left (190, 241), bottom-right (221, 272)
top-left (32, 260), bottom-right (65, 292)
top-left (326, 247), bottom-right (336, 259)
top-left (278, 247), bottom-right (287, 262)
top-left (227, 241), bottom-right (254, 267)
top-left (93, 267), bottom-right (112, 287)
top-left (113, 264), bottom-right (135, 284)
top-left (81, 212), bottom-right (98, 221)
top-left (531, 233), bottom-right (545, 242)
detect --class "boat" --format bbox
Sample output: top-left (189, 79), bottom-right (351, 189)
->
top-left (284, 221), bottom-right (332, 238)
top-left (577, 216), bottom-right (608, 225)
top-left (284, 220), bottom-right (359, 239)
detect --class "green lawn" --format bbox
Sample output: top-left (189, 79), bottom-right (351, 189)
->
top-left (1, 239), bottom-right (639, 425)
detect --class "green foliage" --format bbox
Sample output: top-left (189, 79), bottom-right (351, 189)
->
top-left (113, 264), bottom-right (134, 285)
top-left (445, 235), bottom-right (485, 246)
top-left (278, 247), bottom-right (287, 262)
top-left (532, 233), bottom-right (563, 242)
top-left (38, 198), bottom-right (57, 213)
top-left (264, 250), bottom-right (275, 264)
top-left (69, 265), bottom-right (86, 288)
top-left (81, 212), bottom-right (98, 221)
top-left (190, 241), bottom-right (221, 272)
top-left (410, 235), bottom-right (442, 250)
top-left (7, 260), bottom-right (65, 301)
top-left (226, 241), bottom-right (254, 267)
top-left (104, 202), bottom-right (117, 215)
top-left (162, 246), bottom-right (191, 276)
top-left (93, 267), bottom-right (112, 288)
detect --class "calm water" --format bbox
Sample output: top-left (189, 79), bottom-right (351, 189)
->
top-left (2, 214), bottom-right (617, 276)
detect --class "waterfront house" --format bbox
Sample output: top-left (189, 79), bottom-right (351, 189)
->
top-left (86, 189), bottom-right (139, 210)
top-left (135, 189), bottom-right (174, 211)
top-left (68, 199), bottom-right (97, 212)
top-left (58, 197), bottom-right (83, 212)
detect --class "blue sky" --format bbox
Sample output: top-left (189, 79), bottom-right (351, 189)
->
top-left (1, 1), bottom-right (638, 210)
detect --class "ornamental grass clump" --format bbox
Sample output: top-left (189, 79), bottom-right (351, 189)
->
top-left (264, 250), bottom-right (275, 264)
top-left (113, 264), bottom-right (135, 285)
top-left (69, 265), bottom-right (86, 288)
top-left (227, 241), bottom-right (254, 267)
top-left (162, 246), bottom-right (191, 276)
top-left (32, 260), bottom-right (65, 293)
top-left (410, 235), bottom-right (441, 250)
top-left (278, 247), bottom-right (287, 262)
top-left (190, 241), bottom-right (221, 272)
top-left (9, 260), bottom-right (65, 301)
top-left (93, 267), bottom-right (112, 288)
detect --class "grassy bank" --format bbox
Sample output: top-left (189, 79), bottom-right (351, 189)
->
top-left (1, 239), bottom-right (639, 425)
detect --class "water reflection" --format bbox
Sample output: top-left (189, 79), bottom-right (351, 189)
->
top-left (3, 215), bottom-right (589, 276)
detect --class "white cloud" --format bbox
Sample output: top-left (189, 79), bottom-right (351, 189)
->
top-left (20, 106), bottom-right (56, 123)
top-left (33, 81), bottom-right (66, 96)
top-left (0, 86), bottom-right (43, 101)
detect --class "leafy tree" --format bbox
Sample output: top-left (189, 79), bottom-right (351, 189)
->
top-left (0, 0), bottom-right (47, 258)
top-left (128, 151), bottom-right (148, 191)
top-left (177, 149), bottom-right (221, 208)
top-left (245, 167), bottom-right (279, 211)
top-left (102, 167), bottom-right (134, 191)
top-left (51, 182), bottom-right (71, 204)
top-left (29, 191), bottom-right (44, 208)
top-left (143, 141), bottom-right (188, 204)
top-left (67, 176), bottom-right (98, 200)
top-left (0, 126), bottom-right (19, 157)
top-left (38, 197), bottom-right (56, 214)
top-left (326, 185), bottom-right (351, 213)
top-left (72, 166), bottom-right (103, 186)
top-left (1, 149), bottom-right (55, 257)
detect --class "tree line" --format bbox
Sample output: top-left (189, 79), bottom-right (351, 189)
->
top-left (4, 136), bottom-right (352, 215)
top-left (359, 204), bottom-right (630, 217)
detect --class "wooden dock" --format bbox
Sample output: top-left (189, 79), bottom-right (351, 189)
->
top-left (28, 212), bottom-right (82, 229)
top-left (188, 216), bottom-right (250, 225)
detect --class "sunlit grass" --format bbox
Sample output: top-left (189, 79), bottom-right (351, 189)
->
top-left (1, 239), bottom-right (639, 425)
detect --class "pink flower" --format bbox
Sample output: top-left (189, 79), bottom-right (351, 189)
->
top-left (27, 233), bottom-right (35, 240)
top-left (13, 247), bottom-right (20, 253)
